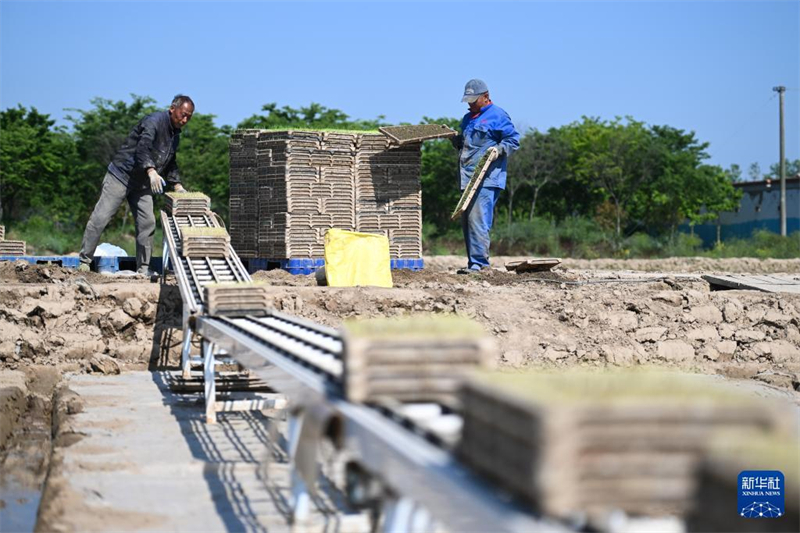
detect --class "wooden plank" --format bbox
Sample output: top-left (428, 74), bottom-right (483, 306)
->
top-left (702, 274), bottom-right (800, 294)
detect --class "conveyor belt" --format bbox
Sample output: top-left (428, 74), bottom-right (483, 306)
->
top-left (196, 314), bottom-right (568, 533)
top-left (161, 210), bottom-right (251, 314)
top-left (162, 208), bottom-right (571, 532)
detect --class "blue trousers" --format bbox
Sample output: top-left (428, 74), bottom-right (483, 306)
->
top-left (461, 186), bottom-right (501, 270)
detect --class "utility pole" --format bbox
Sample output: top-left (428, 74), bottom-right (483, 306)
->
top-left (773, 86), bottom-right (786, 236)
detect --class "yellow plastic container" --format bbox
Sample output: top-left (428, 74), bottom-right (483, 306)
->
top-left (323, 229), bottom-right (393, 288)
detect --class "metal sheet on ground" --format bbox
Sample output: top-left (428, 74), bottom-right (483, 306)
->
top-left (506, 258), bottom-right (562, 273)
top-left (702, 274), bottom-right (800, 294)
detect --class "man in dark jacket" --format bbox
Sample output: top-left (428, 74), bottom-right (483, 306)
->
top-left (78, 95), bottom-right (194, 275)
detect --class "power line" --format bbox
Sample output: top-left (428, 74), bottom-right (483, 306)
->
top-left (714, 93), bottom-right (776, 156)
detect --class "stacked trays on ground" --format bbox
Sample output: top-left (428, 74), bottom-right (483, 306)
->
top-left (0, 224), bottom-right (26, 255)
top-left (458, 371), bottom-right (791, 520)
top-left (165, 192), bottom-right (211, 216)
top-left (256, 131), bottom-right (356, 259)
top-left (228, 129), bottom-right (423, 260)
top-left (0, 240), bottom-right (26, 255)
top-left (342, 316), bottom-right (495, 405)
top-left (355, 134), bottom-right (422, 259)
top-left (229, 130), bottom-right (260, 257)
top-left (204, 283), bottom-right (271, 317)
top-left (686, 432), bottom-right (799, 532)
top-left (180, 226), bottom-right (231, 258)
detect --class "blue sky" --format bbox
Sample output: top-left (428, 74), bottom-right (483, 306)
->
top-left (1, 1), bottom-right (798, 177)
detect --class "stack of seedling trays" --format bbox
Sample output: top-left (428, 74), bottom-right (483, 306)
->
top-left (228, 129), bottom-right (426, 264)
top-left (457, 371), bottom-right (788, 520)
top-left (229, 130), bottom-right (358, 259)
top-left (354, 134), bottom-right (423, 259)
top-left (342, 315), bottom-right (495, 405)
top-left (165, 192), bottom-right (211, 216)
top-left (204, 283), bottom-right (271, 317)
top-left (685, 432), bottom-right (799, 532)
top-left (0, 225), bottom-right (26, 256)
top-left (180, 227), bottom-right (231, 258)
top-left (229, 130), bottom-right (260, 257)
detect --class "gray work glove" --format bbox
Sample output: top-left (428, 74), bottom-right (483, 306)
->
top-left (147, 169), bottom-right (166, 194)
top-left (494, 144), bottom-right (505, 158)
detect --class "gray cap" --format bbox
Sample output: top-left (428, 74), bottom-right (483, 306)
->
top-left (461, 79), bottom-right (489, 103)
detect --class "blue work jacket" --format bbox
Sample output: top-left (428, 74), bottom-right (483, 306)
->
top-left (458, 103), bottom-right (520, 190)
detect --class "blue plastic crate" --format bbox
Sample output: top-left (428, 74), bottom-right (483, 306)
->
top-left (0, 255), bottom-right (82, 268)
top-left (94, 256), bottom-right (163, 274)
top-left (247, 258), bottom-right (325, 276)
top-left (247, 257), bottom-right (424, 275)
top-left (391, 258), bottom-right (424, 271)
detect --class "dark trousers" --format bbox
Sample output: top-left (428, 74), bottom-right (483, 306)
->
top-left (79, 173), bottom-right (155, 272)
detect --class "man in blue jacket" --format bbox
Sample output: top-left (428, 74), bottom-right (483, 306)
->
top-left (78, 95), bottom-right (193, 275)
top-left (452, 79), bottom-right (520, 273)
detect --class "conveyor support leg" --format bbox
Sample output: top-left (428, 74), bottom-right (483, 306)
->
top-left (383, 497), bottom-right (432, 533)
top-left (287, 412), bottom-right (311, 523)
top-left (203, 340), bottom-right (216, 424)
top-left (181, 325), bottom-right (194, 379)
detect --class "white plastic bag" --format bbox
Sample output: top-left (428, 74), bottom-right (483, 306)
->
top-left (94, 243), bottom-right (127, 257)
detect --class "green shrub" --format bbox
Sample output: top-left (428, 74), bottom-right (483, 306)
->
top-left (620, 232), bottom-right (662, 258)
top-left (5, 215), bottom-right (163, 257)
top-left (708, 230), bottom-right (800, 259)
top-left (662, 233), bottom-right (704, 257)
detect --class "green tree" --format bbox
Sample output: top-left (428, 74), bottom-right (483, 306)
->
top-left (748, 162), bottom-right (761, 181)
top-left (238, 102), bottom-right (386, 131)
top-left (633, 125), bottom-right (740, 236)
top-left (766, 158), bottom-right (800, 179)
top-left (724, 163), bottom-right (742, 183)
top-left (565, 117), bottom-right (655, 238)
top-left (418, 117), bottom-right (461, 233)
top-left (507, 128), bottom-right (568, 223)
top-left (65, 95), bottom-right (159, 220)
top-left (0, 105), bottom-right (77, 222)
top-left (176, 113), bottom-right (232, 220)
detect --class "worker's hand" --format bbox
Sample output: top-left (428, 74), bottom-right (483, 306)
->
top-left (147, 169), bottom-right (166, 194)
top-left (173, 183), bottom-right (186, 193)
top-left (450, 134), bottom-right (463, 151)
top-left (493, 145), bottom-right (504, 158)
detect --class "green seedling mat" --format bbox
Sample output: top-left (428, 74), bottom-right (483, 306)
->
top-left (379, 124), bottom-right (457, 145)
top-left (451, 148), bottom-right (498, 220)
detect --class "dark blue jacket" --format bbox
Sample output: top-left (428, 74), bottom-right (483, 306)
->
top-left (458, 103), bottom-right (520, 190)
top-left (108, 110), bottom-right (182, 189)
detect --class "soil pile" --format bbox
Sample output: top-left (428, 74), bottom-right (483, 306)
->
top-left (0, 264), bottom-right (182, 372)
top-left (2, 260), bottom-right (799, 393)
top-left (253, 264), bottom-right (800, 392)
